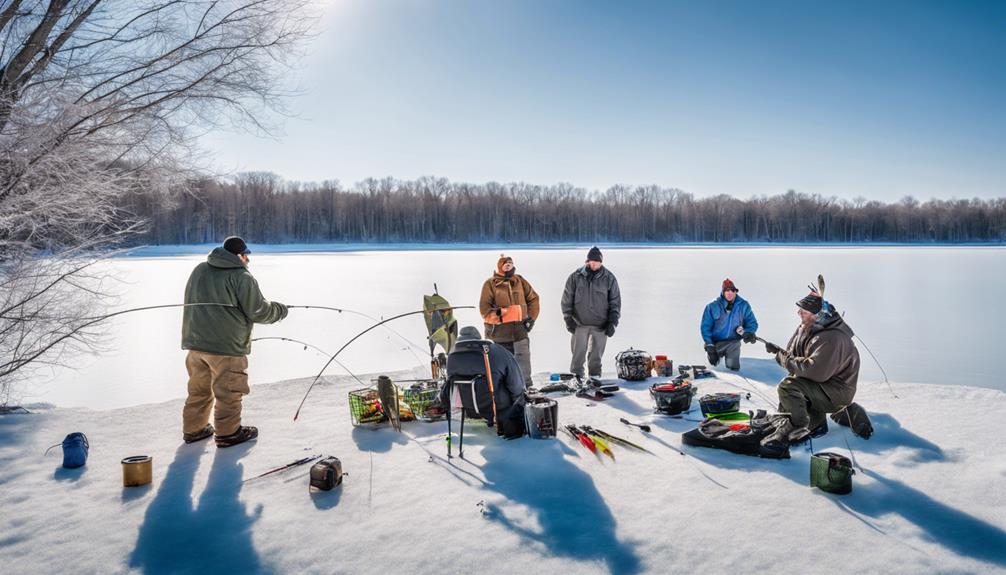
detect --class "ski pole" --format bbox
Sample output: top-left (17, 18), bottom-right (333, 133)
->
top-left (619, 418), bottom-right (651, 432)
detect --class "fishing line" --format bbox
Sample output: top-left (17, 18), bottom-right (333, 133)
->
top-left (287, 305), bottom-right (429, 364)
top-left (251, 336), bottom-right (368, 388)
top-left (293, 305), bottom-right (475, 421)
top-left (853, 334), bottom-right (899, 399)
top-left (1, 303), bottom-right (238, 376)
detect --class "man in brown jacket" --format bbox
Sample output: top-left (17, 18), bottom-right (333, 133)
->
top-left (761, 291), bottom-right (860, 449)
top-left (479, 255), bottom-right (540, 384)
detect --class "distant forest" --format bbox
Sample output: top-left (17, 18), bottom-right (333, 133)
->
top-left (123, 174), bottom-right (1006, 244)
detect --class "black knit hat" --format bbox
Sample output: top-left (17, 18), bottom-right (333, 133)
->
top-left (587, 246), bottom-right (603, 262)
top-left (223, 236), bottom-right (251, 256)
top-left (796, 293), bottom-right (823, 314)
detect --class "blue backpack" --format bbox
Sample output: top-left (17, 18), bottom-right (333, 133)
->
top-left (53, 432), bottom-right (89, 468)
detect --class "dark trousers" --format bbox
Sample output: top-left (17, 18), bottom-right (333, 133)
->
top-left (776, 376), bottom-right (854, 429)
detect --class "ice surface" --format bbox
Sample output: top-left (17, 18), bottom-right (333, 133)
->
top-left (21, 246), bottom-right (1004, 409)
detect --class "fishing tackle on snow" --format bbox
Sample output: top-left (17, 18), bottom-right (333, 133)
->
top-left (309, 457), bottom-right (344, 491)
top-left (699, 393), bottom-right (742, 418)
top-left (523, 394), bottom-right (558, 439)
top-left (44, 432), bottom-right (89, 469)
top-left (651, 355), bottom-right (673, 377)
top-left (619, 418), bottom-right (651, 433)
top-left (650, 380), bottom-right (696, 415)
top-left (615, 348), bottom-right (652, 381)
top-left (810, 452), bottom-right (855, 494)
top-left (244, 454), bottom-right (322, 483)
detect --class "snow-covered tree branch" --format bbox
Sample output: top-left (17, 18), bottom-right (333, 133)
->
top-left (0, 0), bottom-right (314, 405)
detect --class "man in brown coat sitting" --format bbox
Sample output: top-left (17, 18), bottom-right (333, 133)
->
top-left (761, 291), bottom-right (861, 449)
top-left (479, 255), bottom-right (540, 384)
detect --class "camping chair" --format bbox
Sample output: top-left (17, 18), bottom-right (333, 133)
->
top-left (444, 343), bottom-right (499, 459)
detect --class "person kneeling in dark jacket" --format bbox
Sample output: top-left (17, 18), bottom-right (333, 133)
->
top-left (440, 326), bottom-right (528, 439)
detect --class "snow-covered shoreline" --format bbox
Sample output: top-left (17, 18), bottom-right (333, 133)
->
top-left (3, 362), bottom-right (1005, 574)
top-left (121, 242), bottom-right (1006, 257)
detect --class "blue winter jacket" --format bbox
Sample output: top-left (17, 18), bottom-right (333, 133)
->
top-left (700, 294), bottom-right (758, 344)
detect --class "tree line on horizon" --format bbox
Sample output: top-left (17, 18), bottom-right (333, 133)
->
top-left (123, 173), bottom-right (1006, 244)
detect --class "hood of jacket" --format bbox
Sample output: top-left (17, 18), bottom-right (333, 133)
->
top-left (810, 303), bottom-right (854, 338)
top-left (207, 247), bottom-right (246, 270)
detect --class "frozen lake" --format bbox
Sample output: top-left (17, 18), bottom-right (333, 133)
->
top-left (22, 246), bottom-right (1006, 409)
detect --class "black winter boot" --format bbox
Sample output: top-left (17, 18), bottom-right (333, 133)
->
top-left (831, 403), bottom-right (874, 440)
top-left (183, 424), bottom-right (214, 444)
top-left (215, 425), bottom-right (258, 448)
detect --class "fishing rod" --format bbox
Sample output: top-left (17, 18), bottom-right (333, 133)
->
top-left (243, 454), bottom-right (322, 483)
top-left (735, 325), bottom-right (782, 350)
top-left (286, 305), bottom-right (429, 363)
top-left (251, 336), bottom-right (368, 388)
top-left (293, 305), bottom-right (475, 421)
top-left (853, 334), bottom-right (898, 399)
top-left (0, 303), bottom-right (238, 377)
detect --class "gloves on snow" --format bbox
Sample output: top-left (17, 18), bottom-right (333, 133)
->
top-left (604, 323), bottom-right (616, 337)
top-left (765, 342), bottom-right (782, 354)
top-left (564, 316), bottom-right (577, 334)
top-left (522, 318), bottom-right (535, 332)
top-left (742, 331), bottom-right (757, 344)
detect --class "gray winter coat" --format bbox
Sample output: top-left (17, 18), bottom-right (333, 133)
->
top-left (561, 266), bottom-right (621, 328)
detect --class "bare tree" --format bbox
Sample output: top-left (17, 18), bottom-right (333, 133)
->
top-left (0, 0), bottom-right (315, 406)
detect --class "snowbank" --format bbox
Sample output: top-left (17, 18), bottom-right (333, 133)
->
top-left (2, 361), bottom-right (1005, 574)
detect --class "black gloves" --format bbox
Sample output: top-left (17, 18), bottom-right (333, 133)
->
top-left (742, 331), bottom-right (757, 344)
top-left (522, 318), bottom-right (535, 332)
top-left (604, 323), bottom-right (616, 337)
top-left (765, 342), bottom-right (782, 354)
top-left (705, 343), bottom-right (719, 366)
top-left (564, 316), bottom-right (577, 334)
top-left (495, 307), bottom-right (503, 319)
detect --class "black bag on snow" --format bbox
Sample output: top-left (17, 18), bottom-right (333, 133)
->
top-left (650, 381), bottom-right (696, 415)
top-left (682, 410), bottom-right (791, 459)
top-left (616, 348), bottom-right (652, 381)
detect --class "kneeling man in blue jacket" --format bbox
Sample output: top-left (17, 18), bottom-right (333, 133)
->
top-left (700, 279), bottom-right (758, 371)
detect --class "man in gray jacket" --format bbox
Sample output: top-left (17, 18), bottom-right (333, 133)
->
top-left (561, 246), bottom-right (621, 381)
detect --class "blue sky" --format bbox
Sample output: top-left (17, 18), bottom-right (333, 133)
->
top-left (203, 0), bottom-right (1005, 201)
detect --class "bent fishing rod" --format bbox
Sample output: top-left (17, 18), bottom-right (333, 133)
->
top-left (293, 305), bottom-right (475, 421)
top-left (286, 305), bottom-right (429, 362)
top-left (0, 303), bottom-right (237, 378)
top-left (251, 336), bottom-right (368, 388)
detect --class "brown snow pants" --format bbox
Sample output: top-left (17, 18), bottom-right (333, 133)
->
top-left (182, 350), bottom-right (250, 437)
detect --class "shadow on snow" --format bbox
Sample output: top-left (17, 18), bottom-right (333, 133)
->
top-left (686, 411), bottom-right (1006, 568)
top-left (479, 437), bottom-right (643, 575)
top-left (129, 444), bottom-right (270, 574)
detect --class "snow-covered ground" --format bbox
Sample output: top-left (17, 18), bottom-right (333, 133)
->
top-left (20, 246), bottom-right (1006, 409)
top-left (3, 361), bottom-right (1005, 574)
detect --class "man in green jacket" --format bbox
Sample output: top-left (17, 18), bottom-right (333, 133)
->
top-left (761, 291), bottom-right (860, 449)
top-left (181, 237), bottom-right (288, 447)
